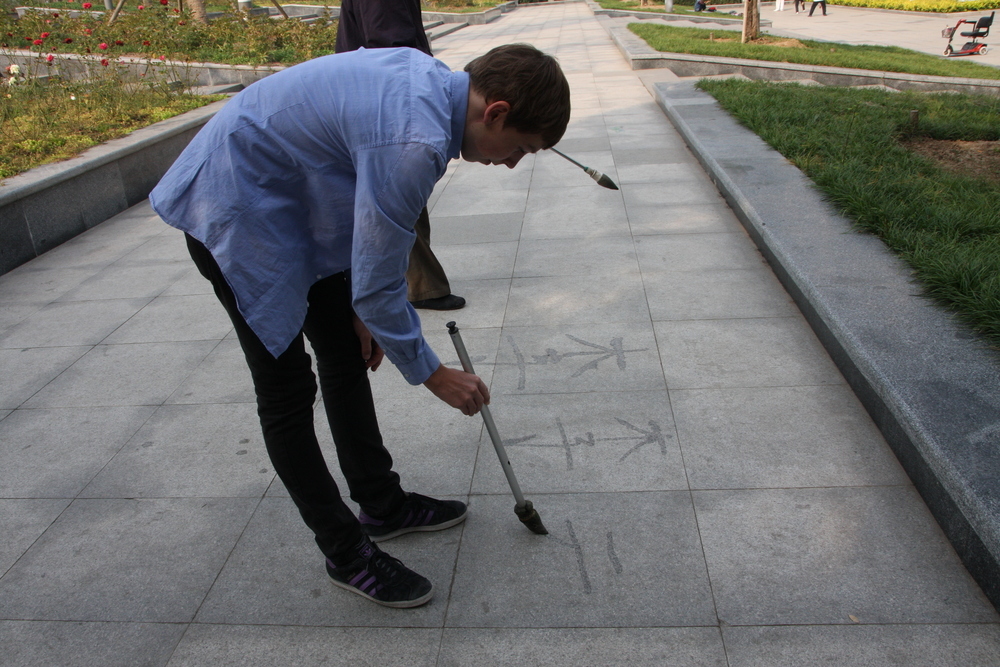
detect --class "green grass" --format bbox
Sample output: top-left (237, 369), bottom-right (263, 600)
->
top-left (1, 78), bottom-right (220, 178)
top-left (698, 79), bottom-right (1000, 341)
top-left (630, 23), bottom-right (1000, 79)
top-left (631, 22), bottom-right (1000, 79)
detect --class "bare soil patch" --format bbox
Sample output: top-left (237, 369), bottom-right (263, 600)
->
top-left (904, 137), bottom-right (1000, 184)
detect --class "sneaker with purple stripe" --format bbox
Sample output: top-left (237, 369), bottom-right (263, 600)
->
top-left (360, 492), bottom-right (468, 543)
top-left (325, 537), bottom-right (433, 608)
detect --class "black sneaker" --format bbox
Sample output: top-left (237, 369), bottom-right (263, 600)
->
top-left (360, 492), bottom-right (468, 543)
top-left (325, 537), bottom-right (433, 608)
top-left (409, 294), bottom-right (466, 310)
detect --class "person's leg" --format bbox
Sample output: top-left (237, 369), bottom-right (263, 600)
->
top-left (406, 207), bottom-right (450, 302)
top-left (185, 234), bottom-right (364, 562)
top-left (808, 1), bottom-right (816, 15)
top-left (406, 208), bottom-right (465, 310)
top-left (302, 274), bottom-right (467, 543)
top-left (301, 272), bottom-right (407, 519)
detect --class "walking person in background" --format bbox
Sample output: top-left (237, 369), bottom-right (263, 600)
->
top-left (336, 0), bottom-right (466, 312)
top-left (808, 0), bottom-right (827, 16)
top-left (774, 0), bottom-right (785, 12)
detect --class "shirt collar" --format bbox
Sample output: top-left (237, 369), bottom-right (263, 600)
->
top-left (447, 70), bottom-right (469, 161)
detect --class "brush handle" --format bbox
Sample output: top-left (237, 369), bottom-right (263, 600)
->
top-left (447, 322), bottom-right (527, 509)
top-left (550, 147), bottom-right (587, 171)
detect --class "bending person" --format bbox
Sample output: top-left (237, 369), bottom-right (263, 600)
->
top-left (150, 44), bottom-right (570, 609)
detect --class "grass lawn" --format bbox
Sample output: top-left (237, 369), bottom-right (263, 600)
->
top-left (630, 23), bottom-right (1000, 79)
top-left (1, 80), bottom-right (221, 179)
top-left (698, 79), bottom-right (1000, 341)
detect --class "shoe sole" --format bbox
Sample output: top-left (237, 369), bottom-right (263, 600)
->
top-left (328, 577), bottom-right (434, 609)
top-left (366, 511), bottom-right (468, 543)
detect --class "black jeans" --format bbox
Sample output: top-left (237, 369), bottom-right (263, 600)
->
top-left (186, 234), bottom-right (405, 563)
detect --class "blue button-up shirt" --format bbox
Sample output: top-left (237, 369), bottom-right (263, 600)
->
top-left (150, 48), bottom-right (468, 385)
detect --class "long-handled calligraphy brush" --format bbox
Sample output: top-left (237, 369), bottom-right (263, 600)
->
top-left (549, 148), bottom-right (619, 190)
top-left (447, 322), bottom-right (548, 535)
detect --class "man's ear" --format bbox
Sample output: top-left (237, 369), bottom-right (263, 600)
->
top-left (483, 100), bottom-right (511, 127)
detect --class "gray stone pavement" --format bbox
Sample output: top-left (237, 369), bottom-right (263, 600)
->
top-left (761, 3), bottom-right (1000, 69)
top-left (2, 2), bottom-right (1000, 665)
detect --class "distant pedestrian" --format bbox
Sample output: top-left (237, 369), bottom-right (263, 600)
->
top-left (774, 0), bottom-right (785, 11)
top-left (794, 0), bottom-right (805, 11)
top-left (808, 0), bottom-right (826, 15)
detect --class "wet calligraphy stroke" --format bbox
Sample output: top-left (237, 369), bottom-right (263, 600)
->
top-left (551, 520), bottom-right (624, 594)
top-left (502, 417), bottom-right (668, 470)
top-left (505, 334), bottom-right (649, 390)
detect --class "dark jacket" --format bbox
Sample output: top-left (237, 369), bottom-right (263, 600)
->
top-left (335, 0), bottom-right (432, 56)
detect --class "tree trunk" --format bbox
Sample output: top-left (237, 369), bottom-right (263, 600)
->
top-left (664, 0), bottom-right (673, 11)
top-left (741, 0), bottom-right (759, 42)
top-left (187, 0), bottom-right (208, 24)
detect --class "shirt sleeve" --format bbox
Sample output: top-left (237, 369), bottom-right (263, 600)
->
top-left (350, 141), bottom-right (447, 385)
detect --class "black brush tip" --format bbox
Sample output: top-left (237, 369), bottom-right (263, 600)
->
top-left (597, 174), bottom-right (619, 190)
top-left (515, 500), bottom-right (549, 535)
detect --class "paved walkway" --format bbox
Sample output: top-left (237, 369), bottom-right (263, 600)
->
top-left (761, 3), bottom-right (1000, 68)
top-left (2, 3), bottom-right (1000, 665)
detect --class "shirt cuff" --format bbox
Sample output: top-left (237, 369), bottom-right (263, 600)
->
top-left (395, 345), bottom-right (441, 386)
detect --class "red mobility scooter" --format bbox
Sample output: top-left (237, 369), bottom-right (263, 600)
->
top-left (942, 11), bottom-right (993, 56)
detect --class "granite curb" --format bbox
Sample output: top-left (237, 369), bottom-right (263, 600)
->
top-left (601, 14), bottom-right (1000, 93)
top-left (585, 0), bottom-right (766, 27)
top-left (0, 99), bottom-right (226, 274)
top-left (652, 78), bottom-right (1000, 610)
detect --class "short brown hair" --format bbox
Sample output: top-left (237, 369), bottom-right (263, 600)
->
top-left (464, 44), bottom-right (571, 148)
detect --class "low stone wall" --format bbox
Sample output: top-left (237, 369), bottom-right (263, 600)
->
top-left (0, 100), bottom-right (225, 276)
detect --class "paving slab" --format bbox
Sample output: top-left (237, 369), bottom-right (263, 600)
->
top-left (437, 627), bottom-right (728, 667)
top-left (0, 498), bottom-right (257, 622)
top-left (695, 486), bottom-right (998, 625)
top-left (0, 406), bottom-right (155, 497)
top-left (447, 492), bottom-right (716, 628)
top-left (169, 625), bottom-right (442, 667)
top-left (1, 2), bottom-right (999, 664)
top-left (0, 620), bottom-right (185, 667)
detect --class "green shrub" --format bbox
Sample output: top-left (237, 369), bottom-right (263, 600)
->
top-left (832, 0), bottom-right (999, 12)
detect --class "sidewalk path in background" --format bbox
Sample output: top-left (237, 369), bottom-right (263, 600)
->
top-left (763, 3), bottom-right (1000, 68)
top-left (1, 3), bottom-right (999, 665)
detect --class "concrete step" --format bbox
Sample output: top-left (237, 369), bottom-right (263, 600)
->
top-left (187, 82), bottom-right (246, 95)
top-left (427, 21), bottom-right (469, 40)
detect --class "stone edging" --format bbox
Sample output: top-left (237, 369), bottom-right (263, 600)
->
top-left (602, 16), bottom-right (1000, 93)
top-left (585, 0), bottom-right (770, 27)
top-left (653, 79), bottom-right (1000, 610)
top-left (0, 99), bottom-right (226, 274)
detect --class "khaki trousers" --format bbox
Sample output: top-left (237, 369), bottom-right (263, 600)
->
top-left (406, 207), bottom-right (451, 301)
